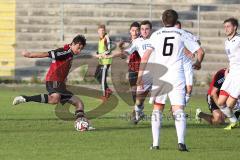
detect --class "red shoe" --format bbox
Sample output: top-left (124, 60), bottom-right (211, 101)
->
top-left (105, 88), bottom-right (113, 98)
top-left (100, 96), bottom-right (108, 102)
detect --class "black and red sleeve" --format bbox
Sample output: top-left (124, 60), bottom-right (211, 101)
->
top-left (213, 70), bottom-right (225, 89)
top-left (48, 48), bottom-right (72, 60)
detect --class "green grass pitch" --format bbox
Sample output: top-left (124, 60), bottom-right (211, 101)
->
top-left (0, 86), bottom-right (239, 160)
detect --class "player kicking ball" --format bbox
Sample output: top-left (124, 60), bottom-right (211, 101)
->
top-left (12, 35), bottom-right (92, 131)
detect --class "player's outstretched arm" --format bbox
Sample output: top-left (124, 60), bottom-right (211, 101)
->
top-left (192, 47), bottom-right (204, 70)
top-left (21, 50), bottom-right (49, 58)
top-left (93, 52), bottom-right (102, 59)
top-left (137, 48), bottom-right (152, 87)
top-left (103, 41), bottom-right (130, 58)
top-left (102, 49), bottom-right (126, 58)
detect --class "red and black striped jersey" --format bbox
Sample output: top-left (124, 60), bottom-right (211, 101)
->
top-left (45, 44), bottom-right (73, 82)
top-left (207, 68), bottom-right (226, 95)
top-left (128, 50), bottom-right (141, 72)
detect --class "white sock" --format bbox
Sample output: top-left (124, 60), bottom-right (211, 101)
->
top-left (173, 109), bottom-right (186, 144)
top-left (135, 104), bottom-right (144, 120)
top-left (151, 110), bottom-right (162, 147)
top-left (134, 104), bottom-right (144, 112)
top-left (185, 94), bottom-right (191, 103)
top-left (220, 106), bottom-right (238, 123)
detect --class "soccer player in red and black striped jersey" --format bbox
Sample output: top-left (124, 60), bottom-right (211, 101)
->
top-left (195, 68), bottom-right (240, 124)
top-left (127, 22), bottom-right (141, 104)
top-left (12, 35), bottom-right (89, 128)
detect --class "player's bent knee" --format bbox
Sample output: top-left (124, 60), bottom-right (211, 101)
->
top-left (48, 95), bottom-right (60, 104)
top-left (212, 119), bottom-right (224, 125)
top-left (48, 99), bottom-right (60, 104)
top-left (212, 111), bottom-right (224, 124)
top-left (212, 117), bottom-right (224, 125)
top-left (218, 91), bottom-right (229, 107)
top-left (173, 109), bottom-right (186, 121)
top-left (217, 101), bottom-right (225, 108)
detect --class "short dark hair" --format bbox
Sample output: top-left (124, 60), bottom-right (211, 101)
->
top-left (98, 24), bottom-right (106, 29)
top-left (224, 18), bottom-right (238, 30)
top-left (176, 20), bottom-right (181, 28)
top-left (140, 20), bottom-right (152, 29)
top-left (162, 9), bottom-right (178, 27)
top-left (72, 35), bottom-right (86, 47)
top-left (130, 21), bottom-right (140, 29)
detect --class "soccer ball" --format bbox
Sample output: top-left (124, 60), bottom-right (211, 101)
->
top-left (74, 117), bottom-right (89, 132)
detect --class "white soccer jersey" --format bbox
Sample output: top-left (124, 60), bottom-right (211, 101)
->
top-left (182, 30), bottom-right (199, 64)
top-left (148, 27), bottom-right (200, 105)
top-left (125, 37), bottom-right (155, 63)
top-left (182, 30), bottom-right (199, 86)
top-left (220, 33), bottom-right (240, 98)
top-left (149, 27), bottom-right (200, 76)
top-left (225, 33), bottom-right (240, 73)
top-left (125, 37), bottom-right (154, 92)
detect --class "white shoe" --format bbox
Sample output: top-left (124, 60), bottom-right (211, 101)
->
top-left (88, 126), bottom-right (96, 131)
top-left (185, 94), bottom-right (191, 104)
top-left (136, 111), bottom-right (145, 121)
top-left (12, 96), bottom-right (26, 105)
top-left (195, 108), bottom-right (201, 123)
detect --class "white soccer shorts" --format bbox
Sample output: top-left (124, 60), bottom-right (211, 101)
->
top-left (149, 72), bottom-right (186, 106)
top-left (220, 71), bottom-right (240, 99)
top-left (183, 62), bottom-right (193, 86)
top-left (136, 73), bottom-right (153, 94)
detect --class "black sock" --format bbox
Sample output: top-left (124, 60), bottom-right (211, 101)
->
top-left (132, 94), bottom-right (136, 103)
top-left (75, 110), bottom-right (85, 119)
top-left (23, 94), bottom-right (48, 103)
top-left (234, 111), bottom-right (240, 119)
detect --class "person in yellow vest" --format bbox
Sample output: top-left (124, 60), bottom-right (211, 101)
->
top-left (95, 24), bottom-right (113, 99)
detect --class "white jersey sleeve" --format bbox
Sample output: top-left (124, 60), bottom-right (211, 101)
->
top-left (225, 34), bottom-right (240, 72)
top-left (184, 30), bottom-right (200, 42)
top-left (181, 30), bottom-right (200, 54)
top-left (124, 40), bottom-right (137, 55)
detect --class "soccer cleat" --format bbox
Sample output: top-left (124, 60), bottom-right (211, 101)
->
top-left (130, 110), bottom-right (138, 124)
top-left (136, 110), bottom-right (145, 120)
top-left (130, 110), bottom-right (136, 123)
top-left (178, 143), bottom-right (189, 152)
top-left (185, 94), bottom-right (191, 103)
top-left (12, 96), bottom-right (26, 105)
top-left (224, 121), bottom-right (239, 130)
top-left (105, 88), bottom-right (113, 98)
top-left (100, 89), bottom-right (113, 101)
top-left (234, 111), bottom-right (240, 119)
top-left (100, 96), bottom-right (108, 102)
top-left (150, 145), bottom-right (159, 150)
top-left (132, 111), bottom-right (145, 125)
top-left (88, 126), bottom-right (96, 131)
top-left (195, 108), bottom-right (202, 123)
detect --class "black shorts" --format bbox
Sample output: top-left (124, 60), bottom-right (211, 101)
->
top-left (46, 81), bottom-right (73, 104)
top-left (128, 70), bottom-right (138, 87)
top-left (206, 94), bottom-right (219, 113)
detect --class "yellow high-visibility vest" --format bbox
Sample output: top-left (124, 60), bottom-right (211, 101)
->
top-left (98, 34), bottom-right (112, 65)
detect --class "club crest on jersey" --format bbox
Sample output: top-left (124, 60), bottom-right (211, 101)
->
top-left (142, 44), bottom-right (151, 50)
